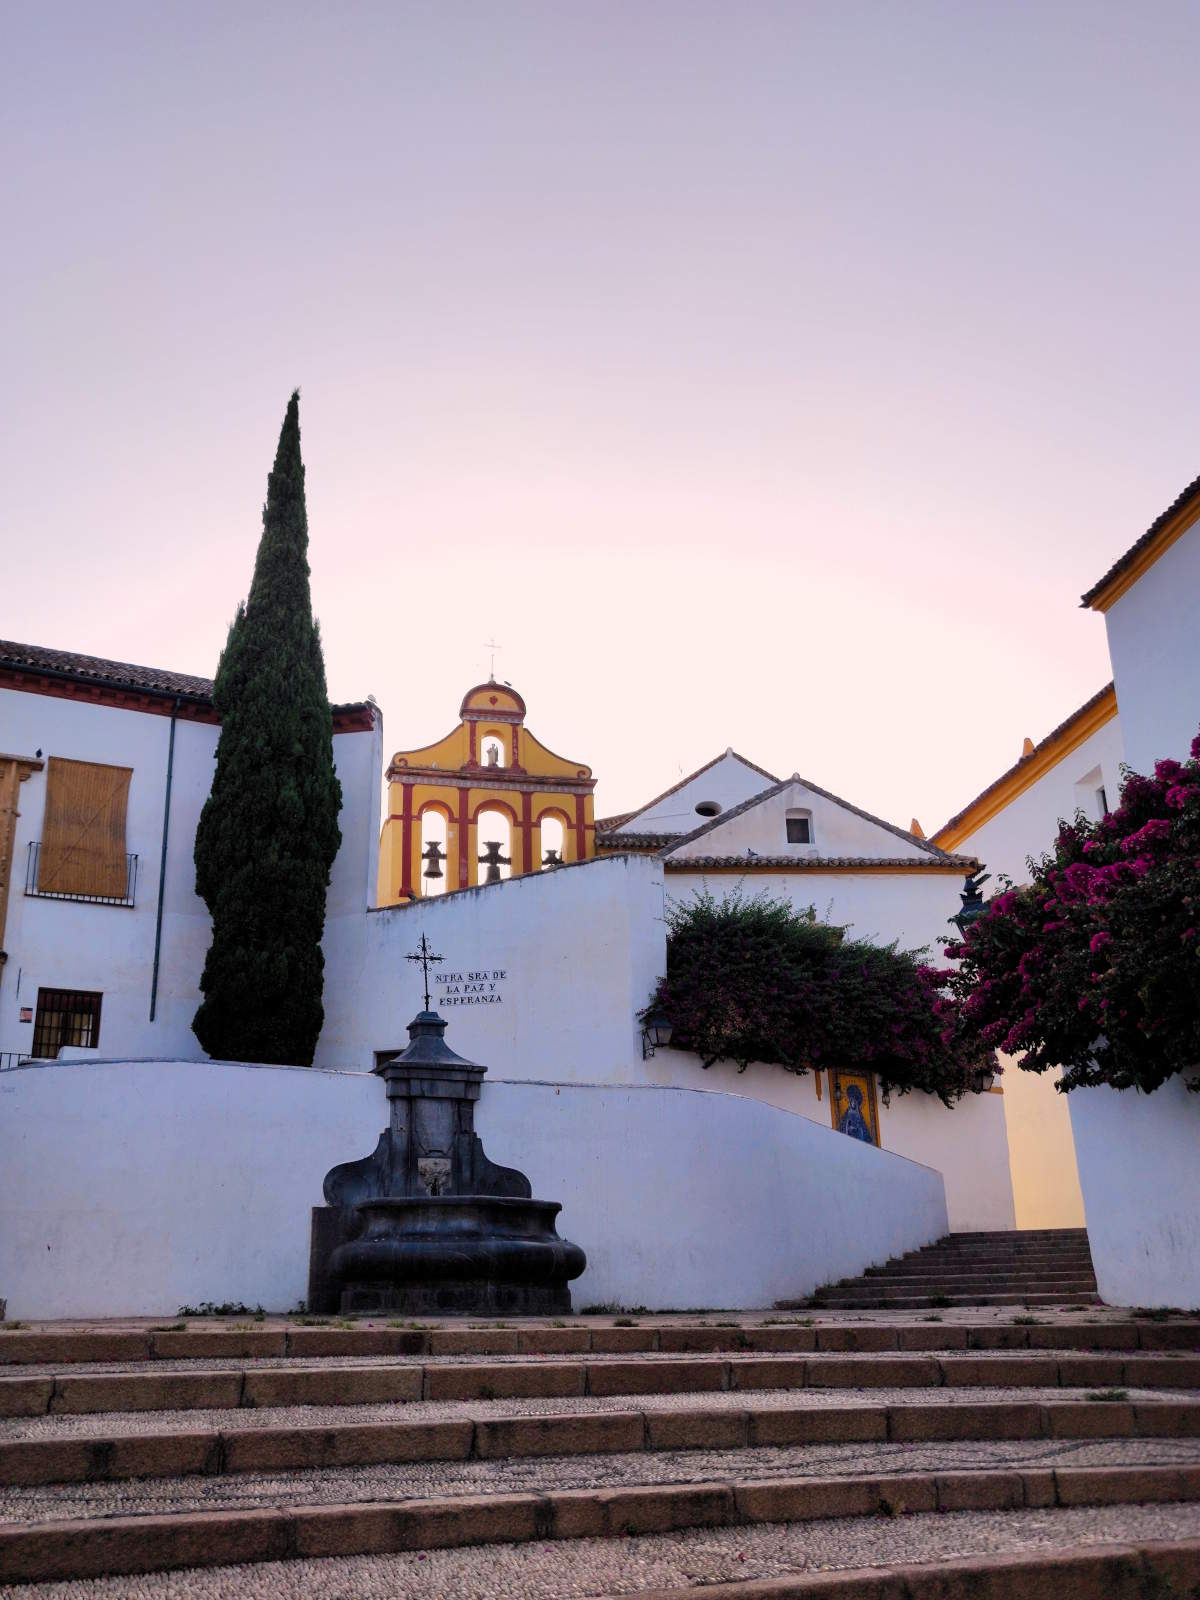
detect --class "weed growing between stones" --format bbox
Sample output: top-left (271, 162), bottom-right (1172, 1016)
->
top-left (1086, 1388), bottom-right (1130, 1401)
top-left (177, 1302), bottom-right (265, 1318)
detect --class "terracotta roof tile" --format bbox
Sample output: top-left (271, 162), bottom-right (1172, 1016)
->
top-left (595, 830), bottom-right (679, 850)
top-left (665, 853), bottom-right (977, 870)
top-left (931, 681), bottom-right (1115, 843)
top-left (1081, 468), bottom-right (1200, 606)
top-left (0, 639), bottom-right (372, 719)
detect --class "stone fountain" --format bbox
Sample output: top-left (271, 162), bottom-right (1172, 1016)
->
top-left (309, 1002), bottom-right (585, 1316)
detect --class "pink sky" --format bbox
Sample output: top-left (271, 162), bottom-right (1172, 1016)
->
top-left (3, 3), bottom-right (1198, 834)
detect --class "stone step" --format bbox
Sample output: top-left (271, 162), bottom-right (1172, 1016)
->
top-left (812, 1292), bottom-right (1103, 1309)
top-left (944, 1230), bottom-right (1092, 1241)
top-left (845, 1274), bottom-right (1099, 1290)
top-left (3, 1393), bottom-right (1198, 1487)
top-left (9, 1315), bottom-right (1196, 1367)
top-left (2, 1460), bottom-right (1198, 1584)
top-left (814, 1281), bottom-right (1100, 1295)
top-left (2, 1513), bottom-right (1195, 1600)
top-left (608, 1536), bottom-right (1200, 1600)
top-left (893, 1261), bottom-right (1097, 1275)
top-left (2, 1351), bottom-right (1197, 1418)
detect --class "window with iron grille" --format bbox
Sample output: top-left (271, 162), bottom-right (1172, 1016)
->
top-left (31, 989), bottom-right (102, 1058)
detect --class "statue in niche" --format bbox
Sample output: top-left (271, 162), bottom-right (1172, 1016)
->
top-left (479, 839), bottom-right (511, 884)
top-left (485, 743), bottom-right (501, 766)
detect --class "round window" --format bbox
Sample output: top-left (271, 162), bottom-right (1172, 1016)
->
top-left (694, 800), bottom-right (722, 817)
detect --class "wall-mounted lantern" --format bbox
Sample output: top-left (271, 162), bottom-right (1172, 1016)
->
top-left (949, 869), bottom-right (991, 941)
top-left (641, 1003), bottom-right (673, 1059)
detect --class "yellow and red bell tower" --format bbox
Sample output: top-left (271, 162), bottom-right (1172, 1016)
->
top-left (377, 682), bottom-right (596, 905)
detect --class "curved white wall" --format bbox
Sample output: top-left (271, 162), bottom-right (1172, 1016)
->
top-left (0, 1057), bottom-right (947, 1319)
top-left (1068, 1076), bottom-right (1200, 1309)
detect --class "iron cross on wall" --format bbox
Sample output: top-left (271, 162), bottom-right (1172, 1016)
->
top-left (406, 933), bottom-right (444, 1012)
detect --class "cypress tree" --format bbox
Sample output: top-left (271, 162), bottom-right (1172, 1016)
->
top-left (193, 392), bottom-right (342, 1065)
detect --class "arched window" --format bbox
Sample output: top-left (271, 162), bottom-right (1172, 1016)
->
top-left (785, 807), bottom-right (814, 846)
top-left (419, 808), bottom-right (449, 897)
top-left (475, 808), bottom-right (513, 884)
top-left (540, 814), bottom-right (565, 868)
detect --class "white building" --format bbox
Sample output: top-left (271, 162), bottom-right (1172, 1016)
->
top-left (0, 641), bottom-right (381, 1069)
top-left (1083, 467), bottom-right (1200, 772)
top-left (929, 684), bottom-right (1124, 1230)
top-left (595, 752), bottom-right (1015, 1236)
top-left (924, 463), bottom-right (1200, 1303)
top-left (1070, 472), bottom-right (1200, 1306)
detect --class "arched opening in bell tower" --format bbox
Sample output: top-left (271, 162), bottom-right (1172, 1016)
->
top-left (539, 813), bottom-right (566, 869)
top-left (475, 806), bottom-right (513, 885)
top-left (418, 806), bottom-right (449, 897)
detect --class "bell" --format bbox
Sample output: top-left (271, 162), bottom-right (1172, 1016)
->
top-left (479, 838), bottom-right (511, 885)
top-left (542, 848), bottom-right (563, 868)
top-left (422, 841), bottom-right (445, 880)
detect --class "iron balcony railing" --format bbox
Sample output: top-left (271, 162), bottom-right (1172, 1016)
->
top-left (25, 842), bottom-right (138, 908)
top-left (0, 1052), bottom-right (32, 1071)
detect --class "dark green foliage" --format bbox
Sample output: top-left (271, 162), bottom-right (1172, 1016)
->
top-left (644, 890), bottom-right (993, 1104)
top-left (193, 392), bottom-right (342, 1066)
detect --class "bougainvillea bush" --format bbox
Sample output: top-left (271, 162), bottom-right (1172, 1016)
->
top-left (944, 731), bottom-right (1200, 1095)
top-left (644, 891), bottom-right (994, 1105)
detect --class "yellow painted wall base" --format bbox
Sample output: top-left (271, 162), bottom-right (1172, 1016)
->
top-left (1001, 1060), bottom-right (1086, 1230)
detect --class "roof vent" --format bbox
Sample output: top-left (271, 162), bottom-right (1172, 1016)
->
top-left (694, 800), bottom-right (722, 818)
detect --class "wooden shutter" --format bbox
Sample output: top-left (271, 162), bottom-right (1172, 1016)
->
top-left (38, 758), bottom-right (132, 899)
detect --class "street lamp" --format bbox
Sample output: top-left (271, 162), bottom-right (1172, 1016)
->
top-left (640, 1003), bottom-right (674, 1059)
top-left (949, 869), bottom-right (991, 942)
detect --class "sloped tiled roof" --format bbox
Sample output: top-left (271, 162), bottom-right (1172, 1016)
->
top-left (598, 749), bottom-right (780, 838)
top-left (1081, 467), bottom-right (1200, 608)
top-left (661, 774), bottom-right (965, 865)
top-left (0, 639), bottom-right (214, 700)
top-left (666, 853), bottom-right (977, 871)
top-left (594, 830), bottom-right (679, 851)
top-left (0, 639), bottom-right (372, 719)
top-left (930, 682), bottom-right (1117, 849)
top-left (594, 810), bottom-right (636, 832)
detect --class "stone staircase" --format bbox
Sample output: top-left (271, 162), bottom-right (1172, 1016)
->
top-left (1, 1308), bottom-right (1199, 1597)
top-left (809, 1228), bottom-right (1100, 1310)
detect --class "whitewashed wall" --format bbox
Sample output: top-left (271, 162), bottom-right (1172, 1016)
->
top-left (627, 753), bottom-right (776, 833)
top-left (665, 869), bottom-right (960, 955)
top-left (670, 780), bottom-right (929, 863)
top-left (1103, 525), bottom-right (1200, 773)
top-left (486, 1080), bottom-right (948, 1309)
top-left (1068, 1076), bottom-right (1200, 1308)
top-left (0, 685), bottom-right (382, 1065)
top-left (954, 717), bottom-right (1126, 886)
top-left (318, 853), bottom-right (666, 1076)
top-left (942, 715), bottom-right (1124, 1233)
top-left (0, 1056), bottom-right (947, 1318)
top-left (643, 1049), bottom-right (1013, 1233)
